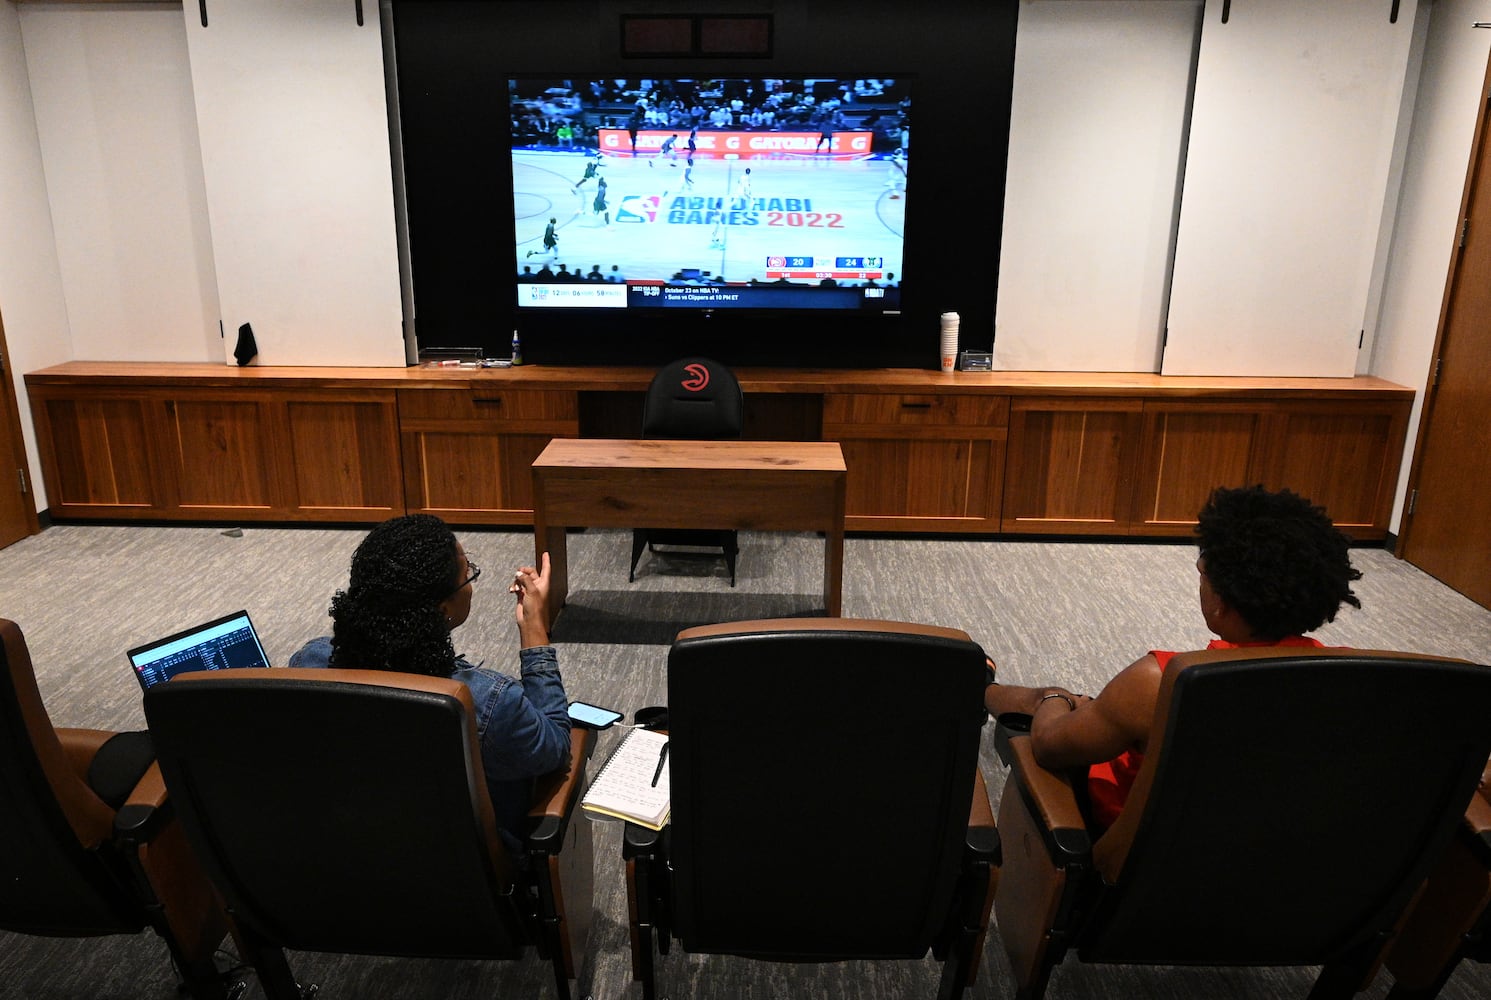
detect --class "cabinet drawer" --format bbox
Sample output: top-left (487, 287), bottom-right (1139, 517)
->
top-left (823, 394), bottom-right (1007, 427)
top-left (398, 387), bottom-right (578, 424)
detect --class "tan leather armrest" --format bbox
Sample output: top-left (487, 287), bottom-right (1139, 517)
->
top-left (1465, 786), bottom-right (1491, 836)
top-left (1004, 733), bottom-right (1086, 834)
top-left (56, 728), bottom-right (116, 782)
top-left (51, 729), bottom-right (116, 848)
top-left (122, 761), bottom-right (169, 812)
top-left (529, 727), bottom-right (595, 821)
top-left (1471, 764), bottom-right (1491, 831)
top-left (969, 766), bottom-right (995, 831)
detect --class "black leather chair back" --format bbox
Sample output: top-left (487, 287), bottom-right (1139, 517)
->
top-left (145, 668), bottom-right (528, 958)
top-left (632, 357), bottom-right (746, 584)
top-left (641, 357), bottom-right (743, 440)
top-left (0, 619), bottom-right (142, 936)
top-left (1085, 648), bottom-right (1491, 967)
top-left (664, 618), bottom-right (988, 959)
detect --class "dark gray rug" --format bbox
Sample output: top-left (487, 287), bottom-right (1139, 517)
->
top-left (3, 524), bottom-right (1489, 999)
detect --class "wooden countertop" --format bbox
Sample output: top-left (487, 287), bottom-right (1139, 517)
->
top-left (534, 438), bottom-right (846, 472)
top-left (24, 361), bottom-right (1415, 400)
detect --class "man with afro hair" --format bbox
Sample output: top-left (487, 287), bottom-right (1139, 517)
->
top-left (984, 485), bottom-right (1362, 828)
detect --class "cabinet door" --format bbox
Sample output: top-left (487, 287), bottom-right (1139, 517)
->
top-left (824, 394), bottom-right (1007, 533)
top-left (277, 391), bottom-right (403, 521)
top-left (29, 390), bottom-right (167, 516)
top-left (1163, 0), bottom-right (1419, 376)
top-left (182, 0), bottom-right (404, 366)
top-left (399, 388), bottom-right (579, 524)
top-left (1260, 402), bottom-right (1409, 539)
top-left (1132, 403), bottom-right (1270, 536)
top-left (158, 393), bottom-right (278, 513)
top-left (1003, 398), bottom-right (1144, 534)
top-left (1131, 399), bottom-right (1410, 539)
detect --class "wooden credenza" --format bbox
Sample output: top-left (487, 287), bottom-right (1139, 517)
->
top-left (23, 363), bottom-right (1413, 540)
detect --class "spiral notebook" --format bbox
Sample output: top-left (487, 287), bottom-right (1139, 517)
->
top-left (581, 728), bottom-right (671, 830)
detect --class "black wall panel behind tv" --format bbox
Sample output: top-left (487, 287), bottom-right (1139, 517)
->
top-left (391, 0), bottom-right (1018, 369)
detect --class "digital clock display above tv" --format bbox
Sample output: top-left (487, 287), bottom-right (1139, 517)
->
top-left (510, 77), bottom-right (910, 313)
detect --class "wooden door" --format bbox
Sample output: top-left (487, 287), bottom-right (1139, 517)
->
top-left (0, 311), bottom-right (39, 548)
top-left (1400, 56), bottom-right (1491, 609)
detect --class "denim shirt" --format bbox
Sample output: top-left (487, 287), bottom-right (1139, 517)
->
top-left (288, 637), bottom-right (571, 851)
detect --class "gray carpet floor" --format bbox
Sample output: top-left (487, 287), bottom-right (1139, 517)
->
top-left (3, 523), bottom-right (1490, 999)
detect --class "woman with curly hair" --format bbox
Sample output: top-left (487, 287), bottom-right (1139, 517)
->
top-left (983, 484), bottom-right (1362, 829)
top-left (290, 514), bottom-right (570, 846)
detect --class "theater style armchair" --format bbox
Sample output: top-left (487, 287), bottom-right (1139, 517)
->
top-left (143, 668), bottom-right (595, 1000)
top-left (623, 618), bottom-right (999, 1000)
top-left (993, 647), bottom-right (1491, 1000)
top-left (0, 617), bottom-right (229, 999)
top-left (1381, 765), bottom-right (1491, 998)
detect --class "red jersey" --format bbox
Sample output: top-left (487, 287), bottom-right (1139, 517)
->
top-left (1086, 635), bottom-right (1325, 829)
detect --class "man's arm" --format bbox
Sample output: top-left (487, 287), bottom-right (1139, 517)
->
top-left (983, 653), bottom-right (1162, 772)
top-left (1028, 654), bottom-right (1162, 771)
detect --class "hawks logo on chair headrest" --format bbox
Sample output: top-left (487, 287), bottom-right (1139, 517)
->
top-left (681, 363), bottom-right (711, 392)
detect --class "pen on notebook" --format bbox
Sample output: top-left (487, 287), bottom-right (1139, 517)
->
top-left (651, 741), bottom-right (669, 787)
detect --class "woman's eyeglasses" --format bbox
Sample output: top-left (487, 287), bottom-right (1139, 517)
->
top-left (454, 558), bottom-right (481, 592)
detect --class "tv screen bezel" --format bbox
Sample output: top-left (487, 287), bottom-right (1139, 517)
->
top-left (389, 0), bottom-right (1019, 369)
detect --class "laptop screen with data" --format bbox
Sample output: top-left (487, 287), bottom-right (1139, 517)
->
top-left (126, 611), bottom-right (269, 691)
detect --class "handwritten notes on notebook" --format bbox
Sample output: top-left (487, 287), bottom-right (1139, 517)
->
top-left (581, 728), bottom-right (671, 830)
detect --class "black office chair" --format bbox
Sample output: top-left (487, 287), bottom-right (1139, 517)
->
top-left (623, 618), bottom-right (1000, 999)
top-left (992, 647), bottom-right (1491, 1000)
top-left (0, 618), bottom-right (229, 999)
top-left (629, 356), bottom-right (744, 585)
top-left (144, 667), bottom-right (595, 1000)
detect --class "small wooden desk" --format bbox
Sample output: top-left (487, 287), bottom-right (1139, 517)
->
top-left (531, 439), bottom-right (847, 627)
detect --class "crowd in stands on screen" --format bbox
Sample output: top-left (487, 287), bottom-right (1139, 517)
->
top-left (515, 262), bottom-right (624, 284)
top-left (511, 78), bottom-right (909, 152)
top-left (511, 111), bottom-right (592, 149)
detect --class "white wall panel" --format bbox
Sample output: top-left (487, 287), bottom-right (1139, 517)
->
top-left (22, 3), bottom-right (219, 363)
top-left (1164, 0), bottom-right (1420, 376)
top-left (183, 0), bottom-right (405, 366)
top-left (996, 0), bottom-right (1201, 372)
top-left (1, 2), bottom-right (71, 512)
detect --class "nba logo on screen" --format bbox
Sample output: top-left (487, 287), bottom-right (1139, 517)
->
top-left (616, 195), bottom-right (662, 225)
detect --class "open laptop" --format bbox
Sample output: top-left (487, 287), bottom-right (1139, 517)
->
top-left (126, 610), bottom-right (270, 691)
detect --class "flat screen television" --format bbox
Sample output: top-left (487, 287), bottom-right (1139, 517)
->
top-left (510, 77), bottom-right (910, 317)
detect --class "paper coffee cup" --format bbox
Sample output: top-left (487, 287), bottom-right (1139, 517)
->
top-left (940, 312), bottom-right (959, 372)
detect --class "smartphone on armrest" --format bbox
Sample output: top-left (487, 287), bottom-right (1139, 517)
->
top-left (568, 701), bottom-right (624, 730)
